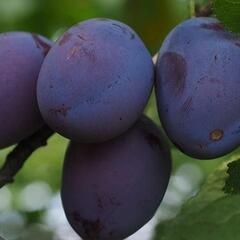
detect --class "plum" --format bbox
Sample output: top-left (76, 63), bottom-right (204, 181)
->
top-left (37, 18), bottom-right (154, 143)
top-left (61, 116), bottom-right (171, 240)
top-left (0, 32), bottom-right (52, 149)
top-left (156, 17), bottom-right (240, 159)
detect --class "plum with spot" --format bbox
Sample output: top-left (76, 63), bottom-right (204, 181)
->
top-left (37, 18), bottom-right (154, 143)
top-left (61, 116), bottom-right (171, 240)
top-left (0, 32), bottom-right (52, 149)
top-left (156, 17), bottom-right (240, 159)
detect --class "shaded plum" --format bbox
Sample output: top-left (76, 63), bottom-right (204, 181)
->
top-left (0, 32), bottom-right (52, 149)
top-left (61, 116), bottom-right (171, 240)
top-left (156, 17), bottom-right (240, 159)
top-left (37, 18), bottom-right (154, 143)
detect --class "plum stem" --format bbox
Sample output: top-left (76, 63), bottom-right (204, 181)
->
top-left (195, 1), bottom-right (213, 17)
top-left (0, 125), bottom-right (54, 188)
top-left (189, 0), bottom-right (196, 18)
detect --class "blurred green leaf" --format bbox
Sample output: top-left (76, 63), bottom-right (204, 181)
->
top-left (213, 0), bottom-right (240, 33)
top-left (125, 0), bottom-right (188, 54)
top-left (0, 134), bottom-right (68, 194)
top-left (15, 134), bottom-right (68, 191)
top-left (18, 224), bottom-right (53, 240)
top-left (154, 156), bottom-right (240, 240)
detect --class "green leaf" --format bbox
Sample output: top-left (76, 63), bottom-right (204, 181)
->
top-left (223, 159), bottom-right (240, 194)
top-left (154, 158), bottom-right (240, 240)
top-left (213, 0), bottom-right (240, 34)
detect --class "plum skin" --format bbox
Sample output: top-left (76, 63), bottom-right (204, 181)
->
top-left (61, 116), bottom-right (171, 240)
top-left (0, 32), bottom-right (52, 149)
top-left (156, 17), bottom-right (240, 159)
top-left (37, 18), bottom-right (154, 143)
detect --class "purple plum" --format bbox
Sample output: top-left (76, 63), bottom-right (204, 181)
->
top-left (37, 18), bottom-right (154, 143)
top-left (0, 32), bottom-right (52, 149)
top-left (156, 17), bottom-right (240, 159)
top-left (61, 116), bottom-right (171, 240)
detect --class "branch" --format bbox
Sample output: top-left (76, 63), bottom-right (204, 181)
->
top-left (0, 125), bottom-right (54, 188)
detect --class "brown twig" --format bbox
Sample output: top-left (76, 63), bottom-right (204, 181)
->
top-left (0, 125), bottom-right (54, 188)
top-left (195, 2), bottom-right (213, 17)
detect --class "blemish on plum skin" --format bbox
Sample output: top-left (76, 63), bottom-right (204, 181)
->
top-left (77, 34), bottom-right (87, 41)
top-left (159, 52), bottom-right (187, 97)
top-left (201, 23), bottom-right (225, 32)
top-left (66, 44), bottom-right (81, 60)
top-left (31, 33), bottom-right (51, 56)
top-left (97, 196), bottom-right (104, 209)
top-left (235, 41), bottom-right (240, 48)
top-left (197, 144), bottom-right (204, 150)
top-left (50, 105), bottom-right (71, 117)
top-left (59, 32), bottom-right (72, 46)
top-left (66, 43), bottom-right (96, 63)
top-left (112, 23), bottom-right (135, 39)
top-left (196, 143), bottom-right (207, 150)
top-left (86, 96), bottom-right (101, 105)
top-left (145, 133), bottom-right (163, 150)
top-left (107, 79), bottom-right (119, 90)
top-left (109, 196), bottom-right (121, 207)
top-left (198, 76), bottom-right (221, 85)
top-left (181, 97), bottom-right (193, 113)
top-left (233, 128), bottom-right (240, 135)
top-left (210, 129), bottom-right (224, 141)
top-left (71, 211), bottom-right (104, 239)
top-left (109, 231), bottom-right (115, 236)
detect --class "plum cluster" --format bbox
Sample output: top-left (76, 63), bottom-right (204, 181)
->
top-left (0, 16), bottom-right (238, 239)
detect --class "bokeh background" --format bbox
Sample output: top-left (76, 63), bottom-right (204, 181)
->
top-left (0, 0), bottom-right (237, 239)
